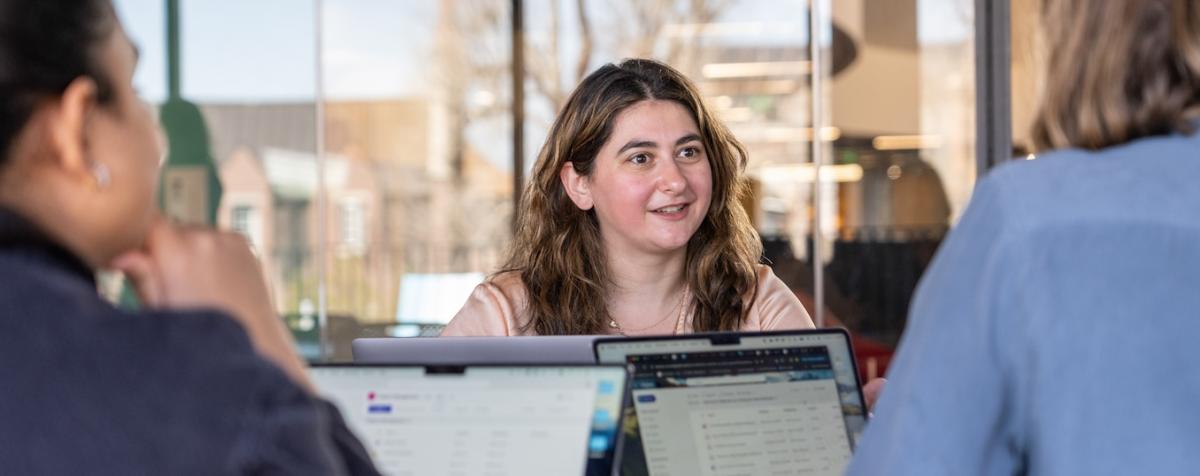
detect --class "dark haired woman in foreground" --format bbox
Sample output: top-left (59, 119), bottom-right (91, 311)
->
top-left (0, 1), bottom-right (377, 473)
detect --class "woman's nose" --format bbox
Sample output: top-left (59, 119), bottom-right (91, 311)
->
top-left (657, 157), bottom-right (687, 194)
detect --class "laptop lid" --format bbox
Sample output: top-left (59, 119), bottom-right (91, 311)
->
top-left (352, 336), bottom-right (601, 364)
top-left (594, 329), bottom-right (866, 476)
top-left (311, 364), bottom-right (628, 476)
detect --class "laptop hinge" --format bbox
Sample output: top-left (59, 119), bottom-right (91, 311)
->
top-left (709, 334), bottom-right (741, 346)
top-left (424, 365), bottom-right (467, 375)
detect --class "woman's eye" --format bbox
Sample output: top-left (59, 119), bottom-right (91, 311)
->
top-left (630, 153), bottom-right (650, 165)
top-left (678, 147), bottom-right (701, 160)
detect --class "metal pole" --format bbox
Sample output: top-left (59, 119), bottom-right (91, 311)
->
top-left (511, 0), bottom-right (525, 230)
top-left (165, 0), bottom-right (180, 100)
top-left (809, 0), bottom-right (825, 328)
top-left (975, 0), bottom-right (1013, 173)
top-left (314, 0), bottom-right (330, 360)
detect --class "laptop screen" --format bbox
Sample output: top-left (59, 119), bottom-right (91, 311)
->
top-left (595, 330), bottom-right (866, 476)
top-left (311, 365), bottom-right (628, 476)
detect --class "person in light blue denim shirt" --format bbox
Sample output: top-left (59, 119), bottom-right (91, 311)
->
top-left (848, 0), bottom-right (1200, 475)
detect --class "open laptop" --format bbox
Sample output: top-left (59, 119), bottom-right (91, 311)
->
top-left (311, 364), bottom-right (628, 476)
top-left (594, 329), bottom-right (867, 476)
top-left (352, 336), bottom-right (601, 364)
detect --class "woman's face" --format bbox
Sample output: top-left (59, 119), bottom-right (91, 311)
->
top-left (88, 24), bottom-right (163, 256)
top-left (567, 99), bottom-right (713, 258)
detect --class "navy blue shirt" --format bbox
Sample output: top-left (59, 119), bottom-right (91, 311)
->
top-left (848, 127), bottom-right (1200, 475)
top-left (0, 209), bottom-right (380, 475)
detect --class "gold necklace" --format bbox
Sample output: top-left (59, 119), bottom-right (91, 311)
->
top-left (608, 287), bottom-right (689, 335)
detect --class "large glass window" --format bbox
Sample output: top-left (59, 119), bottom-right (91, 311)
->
top-left (317, 1), bottom-right (513, 355)
top-left (118, 0), bottom-right (513, 360)
top-left (117, 0), bottom-right (981, 367)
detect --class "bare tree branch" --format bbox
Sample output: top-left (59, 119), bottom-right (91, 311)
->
top-left (574, 0), bottom-right (594, 85)
top-left (525, 43), bottom-right (566, 110)
top-left (664, 0), bottom-right (733, 70)
top-left (549, 0), bottom-right (563, 102)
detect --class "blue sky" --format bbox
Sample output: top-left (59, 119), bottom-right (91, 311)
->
top-left (116, 0), bottom-right (436, 102)
top-left (115, 0), bottom-right (972, 104)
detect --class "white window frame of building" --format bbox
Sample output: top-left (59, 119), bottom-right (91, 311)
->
top-left (230, 204), bottom-right (263, 253)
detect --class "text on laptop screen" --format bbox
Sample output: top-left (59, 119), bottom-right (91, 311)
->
top-left (596, 332), bottom-right (865, 476)
top-left (311, 366), bottom-right (626, 476)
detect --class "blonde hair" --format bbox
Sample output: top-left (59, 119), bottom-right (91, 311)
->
top-left (1031, 0), bottom-right (1200, 151)
top-left (502, 58), bottom-right (762, 335)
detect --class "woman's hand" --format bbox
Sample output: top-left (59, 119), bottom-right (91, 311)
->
top-left (109, 216), bottom-right (313, 392)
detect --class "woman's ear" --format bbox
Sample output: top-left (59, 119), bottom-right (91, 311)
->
top-left (45, 76), bottom-right (100, 184)
top-left (559, 162), bottom-right (594, 210)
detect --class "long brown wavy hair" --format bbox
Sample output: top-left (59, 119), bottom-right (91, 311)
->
top-left (501, 58), bottom-right (762, 335)
top-left (1031, 0), bottom-right (1200, 151)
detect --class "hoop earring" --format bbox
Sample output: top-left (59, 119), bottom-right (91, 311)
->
top-left (92, 163), bottom-right (111, 189)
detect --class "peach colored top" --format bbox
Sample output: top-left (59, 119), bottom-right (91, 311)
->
top-left (440, 264), bottom-right (814, 336)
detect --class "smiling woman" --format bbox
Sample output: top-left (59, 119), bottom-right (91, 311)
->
top-left (561, 100), bottom-right (713, 260)
top-left (441, 58), bottom-right (814, 337)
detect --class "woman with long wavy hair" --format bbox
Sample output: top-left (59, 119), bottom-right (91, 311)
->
top-left (442, 58), bottom-right (813, 336)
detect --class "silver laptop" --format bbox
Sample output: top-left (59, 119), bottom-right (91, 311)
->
top-left (352, 336), bottom-right (601, 364)
top-left (594, 330), bottom-right (867, 476)
top-left (311, 364), bottom-right (628, 476)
